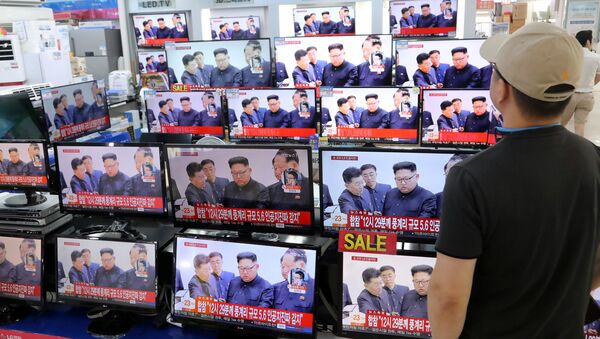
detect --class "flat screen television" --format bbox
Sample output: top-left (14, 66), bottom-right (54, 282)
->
top-left (0, 92), bottom-right (47, 140)
top-left (293, 6), bottom-right (356, 36)
top-left (0, 234), bottom-right (44, 305)
top-left (224, 88), bottom-right (318, 141)
top-left (389, 0), bottom-right (459, 37)
top-left (210, 16), bottom-right (261, 40)
top-left (173, 235), bottom-right (319, 337)
top-left (319, 147), bottom-right (477, 240)
top-left (166, 145), bottom-right (314, 234)
top-left (133, 12), bottom-right (190, 48)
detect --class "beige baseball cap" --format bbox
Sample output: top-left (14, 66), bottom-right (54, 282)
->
top-left (480, 22), bottom-right (583, 102)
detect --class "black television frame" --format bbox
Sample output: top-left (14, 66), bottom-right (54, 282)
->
top-left (55, 235), bottom-right (159, 312)
top-left (209, 16), bottom-right (262, 40)
top-left (131, 11), bottom-right (192, 49)
top-left (318, 146), bottom-right (478, 241)
top-left (0, 139), bottom-right (52, 192)
top-left (389, 0), bottom-right (460, 38)
top-left (0, 92), bottom-right (49, 141)
top-left (172, 233), bottom-right (320, 338)
top-left (53, 142), bottom-right (169, 218)
top-left (165, 143), bottom-right (315, 235)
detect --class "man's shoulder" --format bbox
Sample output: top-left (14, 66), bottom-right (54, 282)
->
top-left (377, 183), bottom-right (392, 191)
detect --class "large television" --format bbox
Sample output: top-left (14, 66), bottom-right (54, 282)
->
top-left (293, 6), bottom-right (356, 36)
top-left (319, 147), bottom-right (476, 239)
top-left (0, 92), bottom-right (47, 140)
top-left (145, 91), bottom-right (225, 138)
top-left (274, 35), bottom-right (393, 88)
top-left (132, 12), bottom-right (190, 48)
top-left (420, 89), bottom-right (500, 147)
top-left (41, 80), bottom-right (110, 142)
top-left (320, 87), bottom-right (419, 144)
top-left (586, 288), bottom-right (600, 336)
top-left (166, 145), bottom-right (314, 234)
top-left (390, 0), bottom-right (459, 37)
top-left (394, 38), bottom-right (489, 88)
top-left (0, 234), bottom-right (44, 305)
top-left (54, 143), bottom-right (167, 217)
top-left (165, 39), bottom-right (272, 88)
top-left (210, 16), bottom-right (261, 40)
top-left (173, 235), bottom-right (319, 337)
top-left (340, 251), bottom-right (436, 338)
top-left (224, 88), bottom-right (318, 141)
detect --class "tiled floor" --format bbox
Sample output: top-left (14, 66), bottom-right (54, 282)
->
top-left (563, 90), bottom-right (600, 146)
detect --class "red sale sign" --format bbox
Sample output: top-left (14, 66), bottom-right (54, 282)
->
top-left (338, 230), bottom-right (397, 255)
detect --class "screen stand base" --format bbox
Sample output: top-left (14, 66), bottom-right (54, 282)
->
top-left (251, 232), bottom-right (279, 242)
top-left (0, 304), bottom-right (33, 325)
top-left (87, 309), bottom-right (135, 338)
top-left (3, 192), bottom-right (47, 207)
top-left (75, 219), bottom-right (147, 240)
top-left (204, 230), bottom-right (238, 238)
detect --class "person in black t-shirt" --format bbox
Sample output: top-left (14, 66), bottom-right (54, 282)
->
top-left (428, 23), bottom-right (600, 339)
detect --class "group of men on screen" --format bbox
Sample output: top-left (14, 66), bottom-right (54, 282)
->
top-left (212, 18), bottom-right (260, 40)
top-left (135, 14), bottom-right (188, 42)
top-left (65, 147), bottom-right (162, 197)
top-left (47, 82), bottom-right (106, 131)
top-left (58, 243), bottom-right (155, 292)
top-left (343, 264), bottom-right (433, 320)
top-left (390, 2), bottom-right (457, 31)
top-left (295, 7), bottom-right (355, 36)
top-left (0, 143), bottom-right (46, 177)
top-left (397, 47), bottom-right (492, 89)
top-left (179, 40), bottom-right (271, 87)
top-left (176, 248), bottom-right (314, 313)
top-left (181, 148), bottom-right (311, 213)
top-left (232, 90), bottom-right (318, 129)
top-left (141, 54), bottom-right (169, 73)
top-left (148, 93), bottom-right (230, 129)
top-left (285, 35), bottom-right (392, 88)
top-left (432, 96), bottom-right (503, 133)
top-left (327, 154), bottom-right (469, 219)
top-left (0, 239), bottom-right (41, 285)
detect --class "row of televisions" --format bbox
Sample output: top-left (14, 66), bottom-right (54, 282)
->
top-left (133, 1), bottom-right (461, 49)
top-left (0, 231), bottom-right (440, 338)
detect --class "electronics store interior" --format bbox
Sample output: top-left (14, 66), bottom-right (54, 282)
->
top-left (0, 0), bottom-right (596, 338)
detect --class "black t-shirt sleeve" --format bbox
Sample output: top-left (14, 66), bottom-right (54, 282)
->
top-left (435, 165), bottom-right (484, 259)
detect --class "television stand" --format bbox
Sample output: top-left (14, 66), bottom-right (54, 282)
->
top-left (251, 232), bottom-right (279, 242)
top-left (87, 309), bottom-right (135, 337)
top-left (4, 191), bottom-right (47, 207)
top-left (75, 219), bottom-right (147, 240)
top-left (0, 304), bottom-right (34, 325)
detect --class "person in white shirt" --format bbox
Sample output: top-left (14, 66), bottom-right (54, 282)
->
top-left (561, 30), bottom-right (600, 137)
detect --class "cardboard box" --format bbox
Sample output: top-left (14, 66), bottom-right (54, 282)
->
top-left (512, 3), bottom-right (528, 20)
top-left (495, 16), bottom-right (504, 23)
top-left (503, 14), bottom-right (512, 23)
top-left (509, 19), bottom-right (526, 33)
top-left (70, 57), bottom-right (87, 76)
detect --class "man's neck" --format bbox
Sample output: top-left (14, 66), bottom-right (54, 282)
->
top-left (503, 115), bottom-right (560, 129)
top-left (367, 182), bottom-right (376, 189)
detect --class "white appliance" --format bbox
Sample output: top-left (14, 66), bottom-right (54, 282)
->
top-left (0, 35), bottom-right (26, 86)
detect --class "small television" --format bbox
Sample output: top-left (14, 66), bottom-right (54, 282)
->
top-left (293, 6), bottom-right (356, 36)
top-left (41, 80), bottom-right (110, 142)
top-left (133, 12), bottom-right (190, 48)
top-left (320, 87), bottom-right (419, 144)
top-left (165, 39), bottom-right (272, 88)
top-left (224, 88), bottom-right (318, 141)
top-left (340, 250), bottom-right (436, 338)
top-left (389, 0), bottom-right (459, 37)
top-left (166, 144), bottom-right (314, 234)
top-left (420, 88), bottom-right (500, 147)
top-left (394, 38), bottom-right (488, 88)
top-left (145, 91), bottom-right (225, 138)
top-left (54, 143), bottom-right (167, 218)
top-left (0, 92), bottom-right (47, 140)
top-left (319, 147), bottom-right (477, 240)
top-left (274, 35), bottom-right (393, 88)
top-left (210, 16), bottom-right (261, 40)
top-left (0, 234), bottom-right (44, 306)
top-left (173, 235), bottom-right (319, 337)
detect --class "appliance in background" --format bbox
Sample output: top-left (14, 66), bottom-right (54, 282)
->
top-left (0, 35), bottom-right (26, 86)
top-left (69, 28), bottom-right (122, 84)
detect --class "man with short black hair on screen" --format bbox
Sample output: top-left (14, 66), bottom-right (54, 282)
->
top-left (81, 155), bottom-right (102, 193)
top-left (389, 89), bottom-right (419, 129)
top-left (357, 35), bottom-right (393, 86)
top-left (208, 252), bottom-right (234, 300)
top-left (289, 91), bottom-right (318, 129)
top-left (119, 243), bottom-right (155, 292)
top-left (334, 97), bottom-right (356, 127)
top-left (166, 98), bottom-right (181, 122)
top-left (434, 153), bottom-right (470, 219)
top-left (273, 248), bottom-right (314, 313)
top-left (226, 252), bottom-right (273, 307)
top-left (81, 248), bottom-right (99, 282)
top-left (336, 6), bottom-right (355, 34)
top-left (292, 49), bottom-right (317, 86)
top-left (437, 100), bottom-right (460, 131)
top-left (200, 159), bottom-right (228, 205)
top-left (306, 46), bottom-right (327, 82)
top-left (401, 265), bottom-right (432, 318)
top-left (157, 100), bottom-right (175, 126)
top-left (156, 18), bottom-right (171, 39)
top-left (360, 94), bottom-right (389, 128)
top-left (98, 153), bottom-right (130, 196)
top-left (239, 98), bottom-right (261, 127)
top-left (70, 157), bottom-right (93, 193)
top-left (451, 98), bottom-right (470, 129)
top-left (346, 95), bottom-right (364, 123)
top-left (198, 93), bottom-right (222, 127)
top-left (14, 239), bottom-right (40, 285)
top-left (318, 11), bottom-right (337, 34)
top-left (303, 15), bottom-right (317, 36)
top-left (245, 17), bottom-right (260, 39)
top-left (0, 241), bottom-right (15, 283)
top-left (71, 88), bottom-right (91, 125)
top-left (230, 21), bottom-right (245, 40)
top-left (193, 51), bottom-right (213, 86)
top-left (322, 43), bottom-right (357, 87)
top-left (413, 53), bottom-right (438, 88)
top-left (360, 164), bottom-right (391, 214)
top-left (68, 250), bottom-right (90, 284)
top-left (25, 143), bottom-right (45, 176)
top-left (463, 96), bottom-right (497, 132)
top-left (416, 4), bottom-right (437, 28)
top-left (210, 48), bottom-right (242, 87)
top-left (7, 147), bottom-right (26, 176)
top-left (443, 47), bottom-right (481, 89)
top-left (429, 23), bottom-right (600, 339)
top-left (171, 13), bottom-right (188, 39)
top-left (189, 254), bottom-right (218, 299)
top-left (383, 162), bottom-right (436, 217)
top-left (357, 267), bottom-right (393, 313)
top-left (250, 96), bottom-right (268, 124)
top-left (429, 49), bottom-right (450, 85)
top-left (123, 147), bottom-right (162, 197)
top-left (338, 167), bottom-right (374, 214)
top-left (400, 7), bottom-right (414, 28)
top-left (241, 40), bottom-right (271, 87)
top-left (380, 265), bottom-right (409, 314)
top-left (52, 97), bottom-right (72, 129)
top-left (262, 95), bottom-right (290, 128)
top-left (176, 96), bottom-right (201, 127)
top-left (94, 248), bottom-right (123, 288)
top-left (180, 54), bottom-right (203, 85)
top-left (223, 156), bottom-right (265, 209)
top-left (436, 1), bottom-right (456, 27)
top-left (184, 162), bottom-right (216, 206)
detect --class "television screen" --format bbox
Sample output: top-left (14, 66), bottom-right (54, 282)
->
top-left (274, 35), bottom-right (393, 88)
top-left (41, 81), bottom-right (110, 142)
top-left (394, 38), bottom-right (489, 88)
top-left (585, 288), bottom-right (600, 337)
top-left (320, 87), bottom-right (419, 143)
top-left (137, 50), bottom-right (170, 75)
top-left (54, 143), bottom-right (167, 216)
top-left (133, 13), bottom-right (190, 48)
top-left (173, 235), bottom-right (318, 336)
top-left (0, 141), bottom-right (50, 190)
top-left (166, 145), bottom-right (314, 233)
top-left (210, 16), bottom-right (261, 40)
top-left (320, 148), bottom-right (475, 238)
top-left (341, 251), bottom-right (436, 337)
top-left (293, 6), bottom-right (356, 36)
top-left (224, 88), bottom-right (318, 141)
top-left (390, 0), bottom-right (459, 37)
top-left (165, 39), bottom-right (272, 88)
top-left (421, 89), bottom-right (500, 146)
top-left (56, 237), bottom-right (157, 310)
top-left (145, 91), bottom-right (225, 138)
top-left (0, 92), bottom-right (47, 140)
top-left (0, 235), bottom-right (43, 304)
